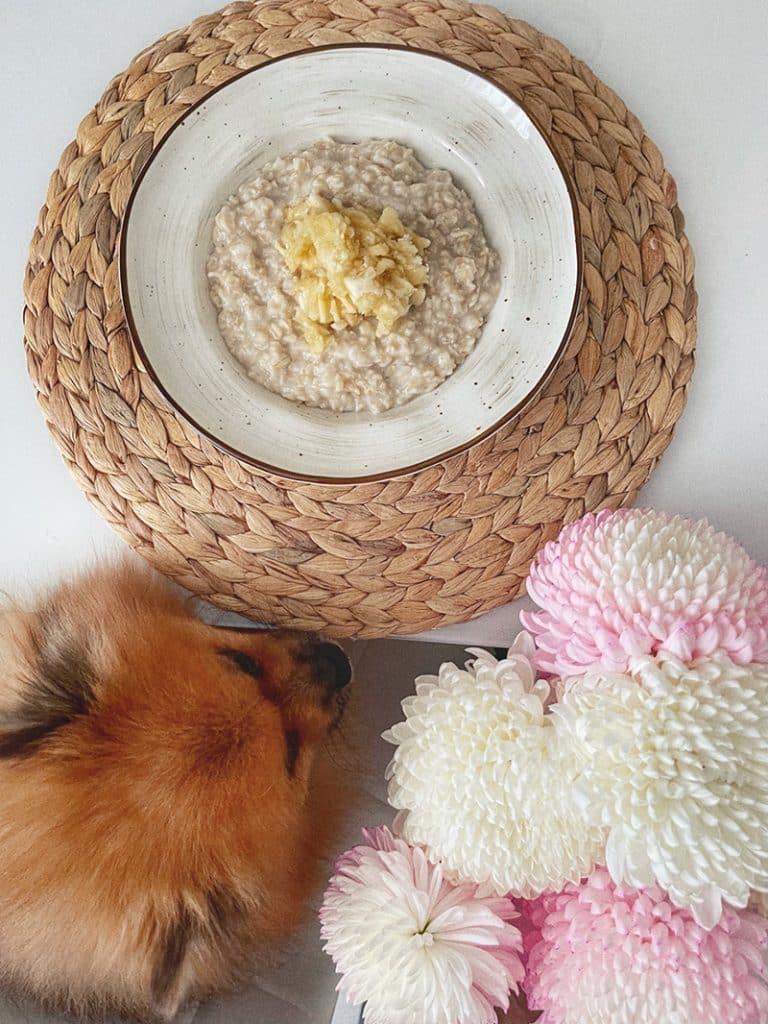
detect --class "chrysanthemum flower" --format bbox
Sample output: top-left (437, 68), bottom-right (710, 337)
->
top-left (383, 635), bottom-right (604, 898)
top-left (522, 868), bottom-right (768, 1024)
top-left (521, 508), bottom-right (768, 675)
top-left (320, 827), bottom-right (524, 1024)
top-left (554, 654), bottom-right (768, 926)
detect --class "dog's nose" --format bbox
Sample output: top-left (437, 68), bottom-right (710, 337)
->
top-left (312, 641), bottom-right (352, 691)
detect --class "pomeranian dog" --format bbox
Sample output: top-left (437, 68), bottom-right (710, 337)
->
top-left (0, 562), bottom-right (351, 1021)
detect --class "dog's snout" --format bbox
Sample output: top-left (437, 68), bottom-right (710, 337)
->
top-left (311, 642), bottom-right (352, 691)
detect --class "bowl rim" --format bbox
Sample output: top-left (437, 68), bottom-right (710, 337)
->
top-left (119, 42), bottom-right (583, 484)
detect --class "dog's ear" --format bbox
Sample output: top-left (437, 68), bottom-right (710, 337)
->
top-left (0, 601), bottom-right (99, 756)
top-left (0, 562), bottom-right (187, 757)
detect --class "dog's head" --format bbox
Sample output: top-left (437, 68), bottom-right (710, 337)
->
top-left (0, 563), bottom-right (351, 1018)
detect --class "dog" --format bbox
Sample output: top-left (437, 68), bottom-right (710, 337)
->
top-left (0, 562), bottom-right (351, 1021)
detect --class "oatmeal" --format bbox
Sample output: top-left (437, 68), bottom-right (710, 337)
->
top-left (206, 139), bottom-right (500, 413)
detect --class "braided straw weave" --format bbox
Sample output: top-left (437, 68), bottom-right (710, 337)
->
top-left (23, 0), bottom-right (697, 638)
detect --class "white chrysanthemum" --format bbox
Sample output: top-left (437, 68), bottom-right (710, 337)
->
top-left (554, 654), bottom-right (768, 927)
top-left (383, 634), bottom-right (604, 898)
top-left (320, 827), bottom-right (524, 1024)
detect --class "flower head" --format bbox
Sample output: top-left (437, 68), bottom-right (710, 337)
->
top-left (554, 654), bottom-right (768, 926)
top-left (523, 868), bottom-right (768, 1024)
top-left (320, 826), bottom-right (524, 1024)
top-left (521, 508), bottom-right (768, 675)
top-left (383, 635), bottom-right (604, 898)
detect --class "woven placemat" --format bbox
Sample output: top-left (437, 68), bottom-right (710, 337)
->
top-left (23, 0), bottom-right (696, 638)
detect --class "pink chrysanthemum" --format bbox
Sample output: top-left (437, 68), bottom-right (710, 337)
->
top-left (521, 508), bottom-right (768, 675)
top-left (320, 827), bottom-right (524, 1024)
top-left (523, 868), bottom-right (768, 1024)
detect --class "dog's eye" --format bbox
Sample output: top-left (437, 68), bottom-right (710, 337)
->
top-left (218, 649), bottom-right (263, 680)
top-left (219, 648), bottom-right (284, 704)
top-left (284, 729), bottom-right (300, 776)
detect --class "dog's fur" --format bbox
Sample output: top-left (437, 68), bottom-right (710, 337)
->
top-left (0, 563), bottom-right (351, 1021)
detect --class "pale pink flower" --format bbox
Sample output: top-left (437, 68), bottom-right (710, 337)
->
top-left (521, 508), bottom-right (768, 675)
top-left (523, 868), bottom-right (768, 1024)
top-left (320, 827), bottom-right (524, 1024)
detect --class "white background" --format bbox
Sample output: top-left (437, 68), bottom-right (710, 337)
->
top-left (2, 0), bottom-right (766, 643)
top-left (0, 5), bottom-right (766, 1022)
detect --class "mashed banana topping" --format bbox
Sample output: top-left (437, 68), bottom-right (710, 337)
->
top-left (279, 198), bottom-right (430, 353)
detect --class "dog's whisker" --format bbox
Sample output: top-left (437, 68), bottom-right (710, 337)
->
top-left (322, 724), bottom-right (368, 775)
top-left (322, 741), bottom-right (359, 774)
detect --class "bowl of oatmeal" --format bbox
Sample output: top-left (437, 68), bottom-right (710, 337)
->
top-left (120, 45), bottom-right (581, 481)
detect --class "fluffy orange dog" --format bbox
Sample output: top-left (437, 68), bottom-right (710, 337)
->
top-left (0, 563), bottom-right (351, 1021)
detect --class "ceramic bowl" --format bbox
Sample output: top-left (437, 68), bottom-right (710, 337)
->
top-left (120, 45), bottom-right (581, 481)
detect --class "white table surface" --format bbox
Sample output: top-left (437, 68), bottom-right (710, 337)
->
top-left (2, 0), bottom-right (767, 646)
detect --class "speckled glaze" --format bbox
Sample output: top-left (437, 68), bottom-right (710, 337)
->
top-left (121, 45), bottom-right (580, 481)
